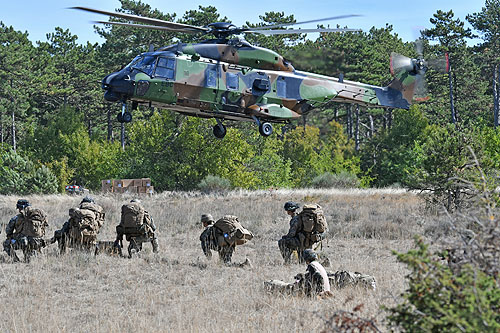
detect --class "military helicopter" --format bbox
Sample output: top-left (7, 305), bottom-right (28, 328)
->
top-left (74, 7), bottom-right (428, 138)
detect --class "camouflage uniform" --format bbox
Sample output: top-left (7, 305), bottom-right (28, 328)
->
top-left (265, 269), bottom-right (376, 295)
top-left (52, 197), bottom-right (105, 253)
top-left (115, 200), bottom-right (158, 258)
top-left (278, 202), bottom-right (325, 264)
top-left (265, 250), bottom-right (331, 297)
top-left (278, 214), bottom-right (303, 263)
top-left (199, 214), bottom-right (235, 264)
top-left (3, 200), bottom-right (48, 262)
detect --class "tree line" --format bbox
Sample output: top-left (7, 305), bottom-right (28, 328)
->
top-left (1, 0), bottom-right (500, 206)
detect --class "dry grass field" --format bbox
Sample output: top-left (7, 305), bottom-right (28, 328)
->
top-left (0, 189), bottom-right (442, 332)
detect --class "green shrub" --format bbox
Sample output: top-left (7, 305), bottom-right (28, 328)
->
top-left (310, 171), bottom-right (360, 189)
top-left (197, 175), bottom-right (232, 193)
top-left (386, 237), bottom-right (500, 332)
top-left (0, 150), bottom-right (58, 194)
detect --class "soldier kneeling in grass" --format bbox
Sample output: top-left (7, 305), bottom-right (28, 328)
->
top-left (50, 196), bottom-right (105, 254)
top-left (114, 199), bottom-right (159, 258)
top-left (3, 199), bottom-right (49, 262)
top-left (264, 249), bottom-right (376, 297)
top-left (200, 213), bottom-right (253, 266)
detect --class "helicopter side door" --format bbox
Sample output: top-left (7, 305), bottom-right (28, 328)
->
top-left (172, 57), bottom-right (219, 110)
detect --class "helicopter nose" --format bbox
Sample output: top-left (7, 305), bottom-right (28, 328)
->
top-left (102, 72), bottom-right (135, 102)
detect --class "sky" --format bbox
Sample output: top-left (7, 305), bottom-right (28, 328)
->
top-left (1, 0), bottom-right (486, 45)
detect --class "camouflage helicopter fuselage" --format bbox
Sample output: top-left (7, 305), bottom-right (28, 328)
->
top-left (103, 39), bottom-right (418, 136)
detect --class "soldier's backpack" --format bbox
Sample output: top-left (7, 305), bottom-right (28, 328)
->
top-left (299, 204), bottom-right (327, 234)
top-left (213, 215), bottom-right (253, 246)
top-left (120, 203), bottom-right (145, 232)
top-left (21, 207), bottom-right (48, 237)
top-left (80, 202), bottom-right (105, 226)
top-left (69, 208), bottom-right (99, 240)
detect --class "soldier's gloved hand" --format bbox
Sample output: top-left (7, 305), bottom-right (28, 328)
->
top-left (113, 240), bottom-right (121, 248)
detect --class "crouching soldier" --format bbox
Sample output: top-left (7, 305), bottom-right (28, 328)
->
top-left (3, 199), bottom-right (49, 262)
top-left (278, 202), bottom-right (328, 264)
top-left (200, 214), bottom-right (253, 265)
top-left (114, 199), bottom-right (158, 258)
top-left (51, 196), bottom-right (105, 253)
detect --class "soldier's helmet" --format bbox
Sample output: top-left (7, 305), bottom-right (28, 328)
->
top-left (284, 201), bottom-right (300, 212)
top-left (16, 199), bottom-right (31, 210)
top-left (302, 249), bottom-right (318, 263)
top-left (81, 196), bottom-right (95, 204)
top-left (201, 214), bottom-right (214, 224)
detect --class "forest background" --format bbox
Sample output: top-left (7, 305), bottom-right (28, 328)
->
top-left (1, 0), bottom-right (500, 210)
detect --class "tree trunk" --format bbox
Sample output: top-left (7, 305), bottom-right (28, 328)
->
top-left (11, 107), bottom-right (16, 152)
top-left (355, 105), bottom-right (360, 151)
top-left (369, 113), bottom-right (374, 138)
top-left (88, 118), bottom-right (92, 137)
top-left (347, 105), bottom-right (352, 140)
top-left (449, 62), bottom-right (457, 124)
top-left (107, 106), bottom-right (113, 142)
top-left (121, 122), bottom-right (125, 150)
top-left (387, 108), bottom-right (392, 129)
top-left (494, 63), bottom-right (499, 127)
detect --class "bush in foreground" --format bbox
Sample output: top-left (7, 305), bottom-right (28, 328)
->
top-left (386, 237), bottom-right (500, 332)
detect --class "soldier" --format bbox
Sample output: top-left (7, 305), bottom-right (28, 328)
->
top-left (199, 213), bottom-right (253, 265)
top-left (278, 202), bottom-right (327, 264)
top-left (278, 201), bottom-right (303, 264)
top-left (264, 249), bottom-right (332, 298)
top-left (199, 214), bottom-right (216, 259)
top-left (50, 196), bottom-right (105, 253)
top-left (265, 249), bottom-right (376, 296)
top-left (114, 199), bottom-right (158, 258)
top-left (3, 199), bottom-right (49, 262)
top-left (299, 249), bottom-right (332, 297)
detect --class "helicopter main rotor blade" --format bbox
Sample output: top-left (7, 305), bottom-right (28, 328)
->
top-left (72, 6), bottom-right (207, 33)
top-left (249, 14), bottom-right (361, 31)
top-left (93, 21), bottom-right (200, 33)
top-left (247, 27), bottom-right (361, 35)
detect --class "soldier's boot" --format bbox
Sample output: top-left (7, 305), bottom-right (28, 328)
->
top-left (241, 258), bottom-right (252, 268)
top-left (23, 248), bottom-right (36, 263)
top-left (151, 238), bottom-right (159, 253)
top-left (128, 239), bottom-right (141, 258)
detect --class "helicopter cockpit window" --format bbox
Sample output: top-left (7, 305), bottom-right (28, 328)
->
top-left (226, 73), bottom-right (239, 90)
top-left (155, 57), bottom-right (176, 80)
top-left (130, 55), bottom-right (156, 76)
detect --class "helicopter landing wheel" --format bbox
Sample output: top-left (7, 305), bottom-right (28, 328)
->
top-left (213, 123), bottom-right (226, 139)
top-left (122, 111), bottom-right (132, 123)
top-left (259, 122), bottom-right (273, 137)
